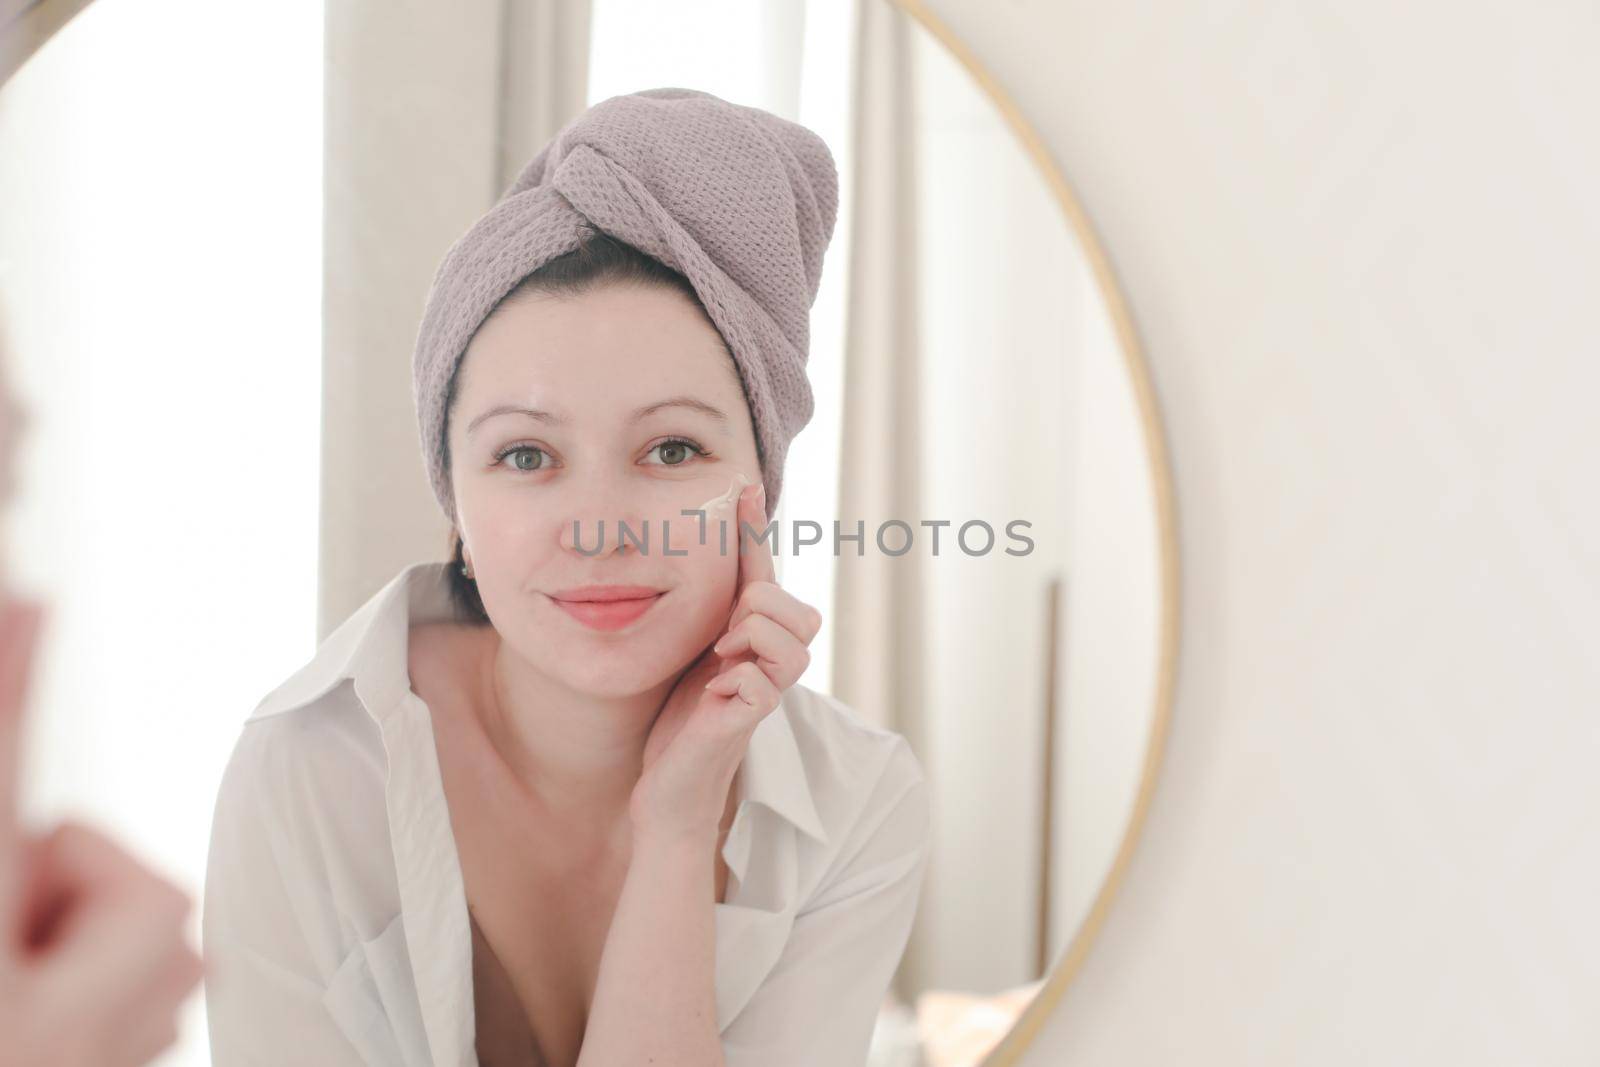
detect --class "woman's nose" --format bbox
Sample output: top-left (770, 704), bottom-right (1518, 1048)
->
top-left (555, 478), bottom-right (658, 557)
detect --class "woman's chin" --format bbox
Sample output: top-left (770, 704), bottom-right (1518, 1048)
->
top-left (530, 640), bottom-right (703, 698)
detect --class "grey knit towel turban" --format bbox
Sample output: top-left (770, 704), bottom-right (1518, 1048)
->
top-left (411, 86), bottom-right (840, 525)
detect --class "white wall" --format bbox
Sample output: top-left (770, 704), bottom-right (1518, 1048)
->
top-left (913, 0), bottom-right (1599, 1062)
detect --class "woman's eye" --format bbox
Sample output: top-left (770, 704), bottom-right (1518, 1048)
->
top-left (495, 445), bottom-right (548, 471)
top-left (647, 438), bottom-right (709, 467)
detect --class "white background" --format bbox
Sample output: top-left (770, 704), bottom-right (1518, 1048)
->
top-left (0, 2), bottom-right (322, 1064)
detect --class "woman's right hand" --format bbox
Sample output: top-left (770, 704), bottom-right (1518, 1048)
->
top-left (632, 479), bottom-right (821, 843)
top-left (0, 596), bottom-right (205, 1067)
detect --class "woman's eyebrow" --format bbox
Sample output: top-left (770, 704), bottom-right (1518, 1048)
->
top-left (630, 395), bottom-right (730, 426)
top-left (466, 395), bottom-right (730, 438)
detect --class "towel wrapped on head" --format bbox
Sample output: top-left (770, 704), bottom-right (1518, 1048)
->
top-left (411, 86), bottom-right (840, 526)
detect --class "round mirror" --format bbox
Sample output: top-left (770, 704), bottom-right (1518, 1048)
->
top-left (1, 2), bottom-right (1177, 1065)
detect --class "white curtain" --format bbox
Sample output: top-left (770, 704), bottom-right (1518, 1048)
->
top-left (829, 0), bottom-right (929, 1002)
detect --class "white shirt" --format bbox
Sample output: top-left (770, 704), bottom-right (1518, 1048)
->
top-left (202, 559), bottom-right (932, 1067)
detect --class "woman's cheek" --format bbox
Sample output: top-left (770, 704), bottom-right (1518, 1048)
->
top-left (666, 518), bottom-right (738, 619)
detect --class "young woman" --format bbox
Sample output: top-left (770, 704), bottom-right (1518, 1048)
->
top-left (202, 89), bottom-right (932, 1067)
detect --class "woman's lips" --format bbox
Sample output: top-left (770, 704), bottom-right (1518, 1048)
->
top-left (550, 592), bottom-right (664, 632)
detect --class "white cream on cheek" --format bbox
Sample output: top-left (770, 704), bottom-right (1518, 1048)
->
top-left (695, 471), bottom-right (752, 514)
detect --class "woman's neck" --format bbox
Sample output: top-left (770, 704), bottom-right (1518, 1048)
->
top-left (468, 625), bottom-right (671, 832)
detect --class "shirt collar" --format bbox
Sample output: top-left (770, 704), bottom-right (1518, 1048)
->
top-left (247, 559), bottom-right (828, 845)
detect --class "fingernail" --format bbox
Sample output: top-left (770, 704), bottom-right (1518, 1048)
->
top-left (756, 483), bottom-right (766, 508)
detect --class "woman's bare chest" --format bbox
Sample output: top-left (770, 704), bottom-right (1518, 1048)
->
top-left (428, 716), bottom-right (624, 1060)
top-left (465, 857), bottom-right (619, 1067)
top-left (440, 747), bottom-right (626, 1066)
top-left (408, 622), bottom-right (739, 1065)
top-left (447, 769), bottom-right (737, 1067)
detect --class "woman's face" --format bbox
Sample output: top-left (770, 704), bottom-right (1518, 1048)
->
top-left (446, 280), bottom-right (762, 697)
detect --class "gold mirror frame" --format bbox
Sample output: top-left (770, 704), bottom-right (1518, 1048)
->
top-left (0, 2), bottom-right (1180, 1062)
top-left (0, 0), bottom-right (92, 83)
top-left (876, 6), bottom-right (1179, 1062)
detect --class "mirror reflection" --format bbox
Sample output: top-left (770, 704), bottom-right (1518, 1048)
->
top-left (0, 2), bottom-right (1168, 1065)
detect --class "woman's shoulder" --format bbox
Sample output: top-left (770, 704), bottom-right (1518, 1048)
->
top-left (225, 567), bottom-right (450, 790)
top-left (780, 682), bottom-right (925, 779)
top-left (211, 669), bottom-right (396, 905)
top-left (777, 683), bottom-right (929, 847)
top-left (226, 681), bottom-right (387, 795)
